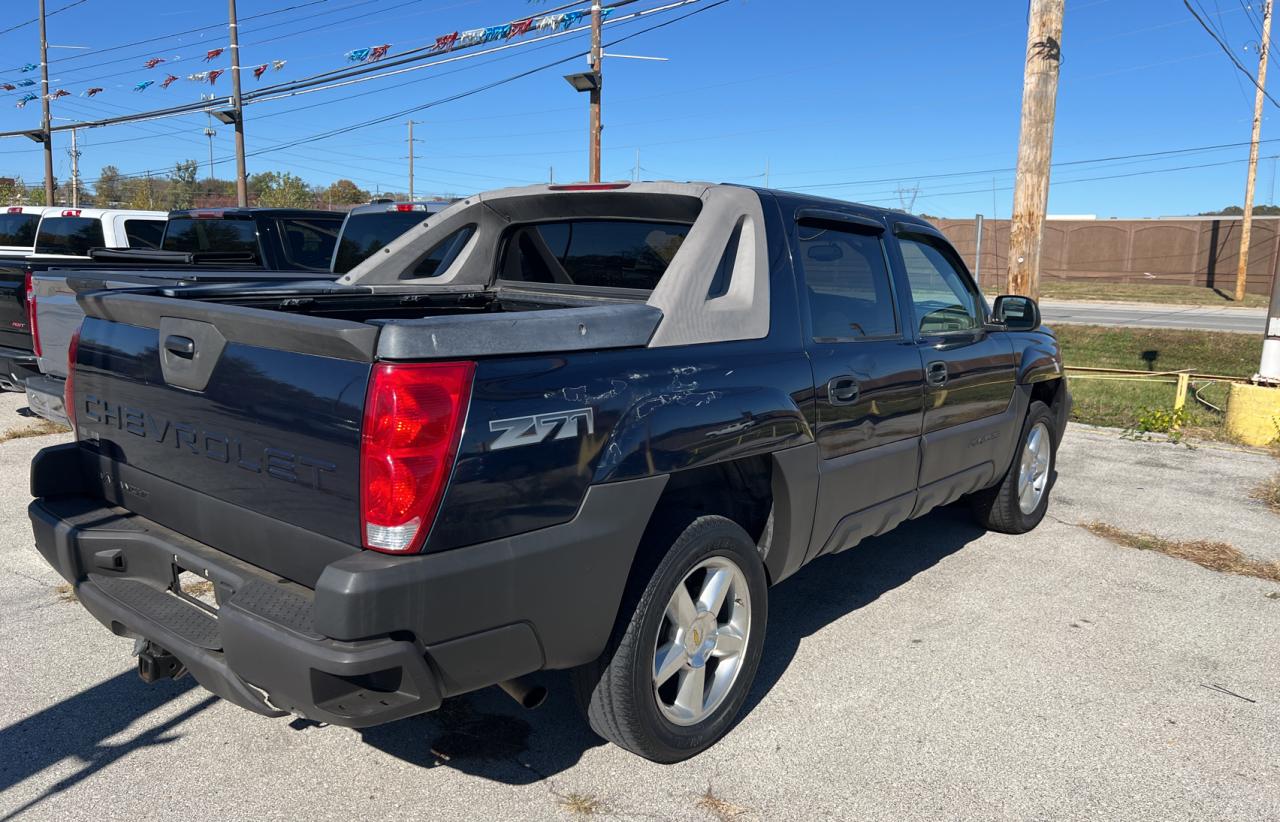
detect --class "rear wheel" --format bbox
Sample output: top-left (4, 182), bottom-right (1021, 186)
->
top-left (970, 399), bottom-right (1057, 534)
top-left (572, 515), bottom-right (767, 762)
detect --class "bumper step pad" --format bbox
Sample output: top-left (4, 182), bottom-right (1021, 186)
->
top-left (90, 574), bottom-right (221, 650)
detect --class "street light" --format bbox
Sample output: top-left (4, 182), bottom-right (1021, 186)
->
top-left (563, 71), bottom-right (600, 93)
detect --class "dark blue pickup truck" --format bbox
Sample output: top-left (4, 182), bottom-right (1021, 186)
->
top-left (29, 182), bottom-right (1068, 762)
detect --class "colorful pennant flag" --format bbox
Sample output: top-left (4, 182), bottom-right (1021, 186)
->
top-left (345, 47), bottom-right (371, 62)
top-left (208, 69), bottom-right (225, 85)
top-left (83, 87), bottom-right (104, 97)
top-left (19, 63), bottom-right (37, 73)
top-left (204, 48), bottom-right (224, 62)
top-left (49, 88), bottom-right (70, 99)
top-left (272, 59), bottom-right (287, 71)
top-left (133, 80), bottom-right (154, 91)
top-left (17, 79), bottom-right (34, 87)
top-left (143, 57), bottom-right (166, 69)
top-left (252, 63), bottom-right (268, 80)
top-left (0, 84), bottom-right (13, 91)
top-left (16, 93), bottom-right (37, 107)
top-left (187, 71), bottom-right (209, 82)
top-left (161, 74), bottom-right (179, 89)
top-left (368, 44), bottom-right (391, 61)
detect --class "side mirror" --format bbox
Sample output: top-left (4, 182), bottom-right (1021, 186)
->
top-left (992, 294), bottom-right (1041, 331)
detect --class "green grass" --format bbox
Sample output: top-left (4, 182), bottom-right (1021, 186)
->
top-left (988, 281), bottom-right (1270, 308)
top-left (1055, 325), bottom-right (1261, 438)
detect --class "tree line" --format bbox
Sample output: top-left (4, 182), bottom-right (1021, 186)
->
top-left (0, 161), bottom-right (422, 211)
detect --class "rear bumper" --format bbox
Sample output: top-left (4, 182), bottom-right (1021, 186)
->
top-left (24, 372), bottom-right (66, 425)
top-left (0, 343), bottom-right (38, 392)
top-left (29, 443), bottom-right (666, 727)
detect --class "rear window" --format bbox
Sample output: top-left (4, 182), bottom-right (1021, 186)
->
top-left (0, 213), bottom-right (40, 247)
top-left (276, 216), bottom-right (342, 271)
top-left (162, 218), bottom-right (260, 259)
top-left (34, 217), bottom-right (106, 256)
top-left (333, 211), bottom-right (427, 273)
top-left (499, 219), bottom-right (691, 291)
top-left (123, 218), bottom-right (165, 250)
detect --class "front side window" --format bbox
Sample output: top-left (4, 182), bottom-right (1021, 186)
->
top-left (899, 237), bottom-right (980, 334)
top-left (499, 219), bottom-right (691, 291)
top-left (798, 222), bottom-right (897, 340)
top-left (34, 217), bottom-right (106, 255)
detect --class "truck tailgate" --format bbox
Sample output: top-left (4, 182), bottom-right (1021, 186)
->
top-left (72, 297), bottom-right (379, 584)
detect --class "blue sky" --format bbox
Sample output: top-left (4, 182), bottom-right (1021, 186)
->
top-left (0, 0), bottom-right (1273, 216)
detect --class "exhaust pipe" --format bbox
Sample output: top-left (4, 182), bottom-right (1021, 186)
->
top-left (497, 676), bottom-right (548, 709)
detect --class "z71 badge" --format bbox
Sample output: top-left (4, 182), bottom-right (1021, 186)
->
top-left (489, 408), bottom-right (594, 451)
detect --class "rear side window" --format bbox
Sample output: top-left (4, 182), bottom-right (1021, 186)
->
top-left (0, 213), bottom-right (40, 247)
top-left (798, 222), bottom-right (897, 340)
top-left (499, 219), bottom-right (691, 291)
top-left (163, 218), bottom-right (259, 259)
top-left (333, 211), bottom-right (426, 273)
top-left (123, 219), bottom-right (165, 250)
top-left (35, 217), bottom-right (106, 255)
top-left (276, 217), bottom-right (342, 271)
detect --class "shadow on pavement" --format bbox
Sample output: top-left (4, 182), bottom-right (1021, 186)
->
top-left (0, 669), bottom-right (214, 821)
top-left (361, 505), bottom-right (984, 782)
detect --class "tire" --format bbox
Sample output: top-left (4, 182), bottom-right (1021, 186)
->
top-left (571, 515), bottom-right (768, 763)
top-left (970, 399), bottom-right (1057, 534)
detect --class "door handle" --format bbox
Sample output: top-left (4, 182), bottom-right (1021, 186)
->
top-left (164, 335), bottom-right (196, 358)
top-left (926, 361), bottom-right (948, 387)
top-left (826, 375), bottom-right (861, 406)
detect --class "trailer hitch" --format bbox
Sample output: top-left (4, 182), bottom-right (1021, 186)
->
top-left (134, 639), bottom-right (187, 684)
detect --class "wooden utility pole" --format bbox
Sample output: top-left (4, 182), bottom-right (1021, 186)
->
top-left (228, 0), bottom-right (248, 207)
top-left (1007, 0), bottom-right (1065, 299)
top-left (38, 0), bottom-right (54, 205)
top-left (1236, 0), bottom-right (1273, 302)
top-left (589, 2), bottom-right (602, 183)
top-left (69, 128), bottom-right (79, 208)
top-left (407, 120), bottom-right (417, 200)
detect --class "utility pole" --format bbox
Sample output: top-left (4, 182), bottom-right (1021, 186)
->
top-left (589, 1), bottom-right (602, 183)
top-left (38, 0), bottom-right (54, 205)
top-left (407, 120), bottom-right (420, 201)
top-left (764, 158), bottom-right (770, 189)
top-left (1236, 0), bottom-right (1273, 302)
top-left (228, 0), bottom-right (248, 207)
top-left (68, 128), bottom-right (80, 208)
top-left (633, 148), bottom-right (640, 182)
top-left (1007, 0), bottom-right (1064, 299)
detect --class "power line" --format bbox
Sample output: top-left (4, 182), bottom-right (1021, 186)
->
top-left (1185, 0), bottom-right (1280, 106)
top-left (0, 0), bottom-right (89, 39)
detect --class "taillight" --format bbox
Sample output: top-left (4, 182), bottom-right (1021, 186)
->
top-left (360, 361), bottom-right (473, 553)
top-left (65, 327), bottom-right (80, 435)
top-left (547, 182), bottom-right (630, 191)
top-left (24, 270), bottom-right (39, 358)
top-left (61, 209), bottom-right (81, 217)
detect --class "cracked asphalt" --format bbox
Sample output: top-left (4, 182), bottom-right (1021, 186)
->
top-left (0, 391), bottom-right (1277, 821)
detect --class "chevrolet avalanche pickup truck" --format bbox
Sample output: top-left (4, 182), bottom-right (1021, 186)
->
top-left (30, 182), bottom-right (1069, 762)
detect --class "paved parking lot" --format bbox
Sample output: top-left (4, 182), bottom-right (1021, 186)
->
top-left (1, 392), bottom-right (1277, 821)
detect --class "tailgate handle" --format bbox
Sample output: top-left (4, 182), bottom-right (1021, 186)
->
top-left (164, 335), bottom-right (196, 358)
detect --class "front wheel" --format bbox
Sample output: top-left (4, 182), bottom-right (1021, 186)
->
top-left (970, 399), bottom-right (1057, 534)
top-left (572, 515), bottom-right (768, 762)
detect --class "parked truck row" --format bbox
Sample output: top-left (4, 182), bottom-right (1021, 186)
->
top-left (25, 182), bottom-right (1068, 761)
